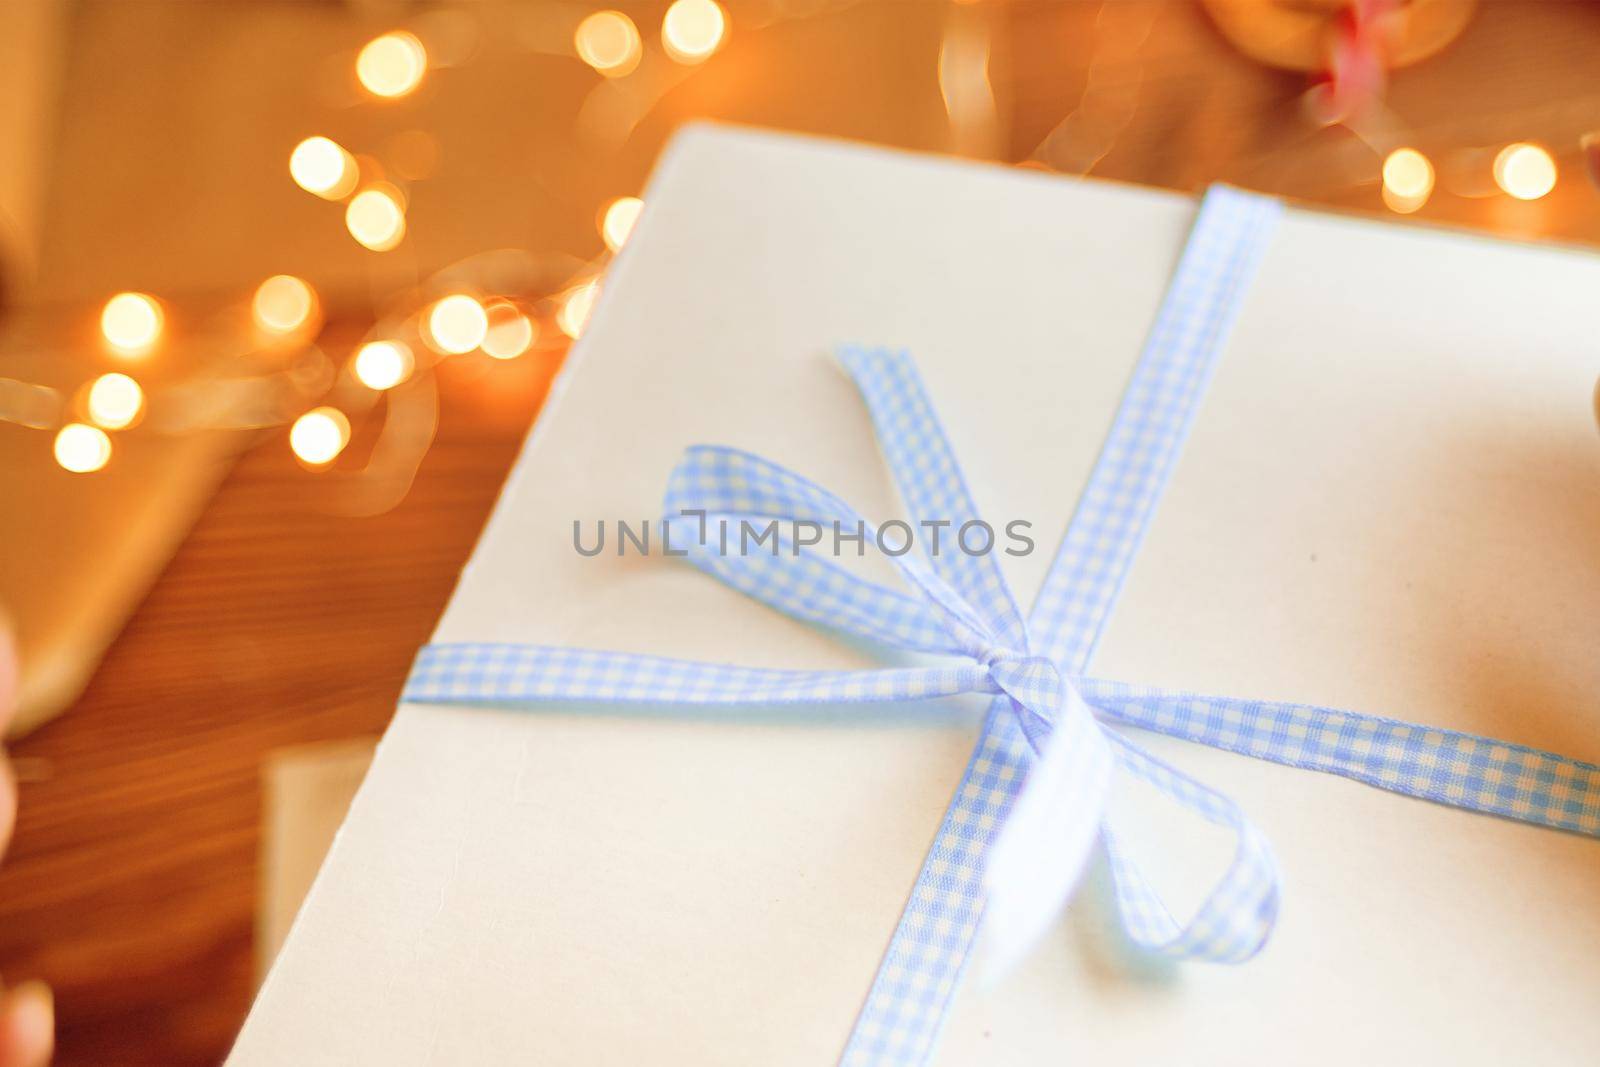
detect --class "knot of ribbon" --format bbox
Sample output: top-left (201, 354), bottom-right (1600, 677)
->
top-left (980, 649), bottom-right (1065, 740)
top-left (649, 351), bottom-right (1281, 978)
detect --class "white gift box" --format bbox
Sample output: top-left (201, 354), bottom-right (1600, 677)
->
top-left (230, 126), bottom-right (1600, 1065)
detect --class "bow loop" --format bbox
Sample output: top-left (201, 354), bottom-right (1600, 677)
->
top-left (663, 445), bottom-right (1025, 667)
top-left (840, 348), bottom-right (1030, 653)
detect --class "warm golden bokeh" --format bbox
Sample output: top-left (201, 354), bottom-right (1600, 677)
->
top-left (1381, 147), bottom-right (1434, 213)
top-left (252, 275), bottom-right (319, 335)
top-left (556, 281), bottom-right (600, 339)
top-left (600, 196), bottom-right (644, 252)
top-left (99, 292), bottom-right (163, 356)
top-left (426, 294), bottom-right (489, 354)
top-left (288, 136), bottom-right (358, 200)
top-left (353, 341), bottom-right (415, 390)
top-left (345, 186), bottom-right (407, 251)
top-left (289, 406), bottom-right (352, 466)
top-left (1493, 142), bottom-right (1557, 200)
top-left (662, 0), bottom-right (727, 64)
top-left (575, 11), bottom-right (642, 77)
top-left (481, 301), bottom-right (536, 359)
top-left (356, 31), bottom-right (427, 99)
top-left (85, 373), bottom-right (145, 430)
top-left (53, 423), bottom-right (113, 473)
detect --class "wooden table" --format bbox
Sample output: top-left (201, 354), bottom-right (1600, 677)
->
top-left (0, 350), bottom-right (558, 1065)
top-left (2, 3), bottom-right (1598, 1064)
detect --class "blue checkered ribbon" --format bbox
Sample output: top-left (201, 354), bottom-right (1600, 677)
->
top-left (403, 186), bottom-right (1600, 1064)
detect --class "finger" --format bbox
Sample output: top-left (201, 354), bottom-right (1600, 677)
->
top-left (0, 981), bottom-right (53, 1067)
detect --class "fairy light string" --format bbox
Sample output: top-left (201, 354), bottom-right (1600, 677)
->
top-left (2, 3), bottom-right (1589, 486)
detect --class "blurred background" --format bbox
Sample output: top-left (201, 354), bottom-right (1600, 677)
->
top-left (0, 1), bottom-right (1597, 1063)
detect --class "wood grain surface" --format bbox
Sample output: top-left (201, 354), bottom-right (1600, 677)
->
top-left (0, 346), bottom-right (557, 1065)
top-left (2, 3), bottom-right (1598, 1064)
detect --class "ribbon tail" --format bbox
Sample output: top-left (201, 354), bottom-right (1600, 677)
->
top-left (978, 686), bottom-right (1114, 981)
top-left (1082, 679), bottom-right (1600, 838)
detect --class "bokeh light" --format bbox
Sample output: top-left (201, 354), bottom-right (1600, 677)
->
top-left (1493, 142), bottom-right (1557, 201)
top-left (86, 373), bottom-right (145, 430)
top-left (662, 0), bottom-right (726, 64)
top-left (100, 292), bottom-right (163, 355)
top-left (1381, 147), bottom-right (1434, 214)
top-left (356, 31), bottom-right (427, 99)
top-left (575, 11), bottom-right (642, 77)
top-left (289, 406), bottom-right (352, 466)
top-left (426, 294), bottom-right (489, 354)
top-left (557, 282), bottom-right (600, 339)
top-left (482, 301), bottom-right (536, 359)
top-left (289, 136), bottom-right (358, 200)
top-left (600, 196), bottom-right (643, 252)
top-left (54, 423), bottom-right (113, 474)
top-left (353, 341), bottom-right (415, 390)
top-left (345, 185), bottom-right (407, 251)
top-left (252, 275), bottom-right (319, 334)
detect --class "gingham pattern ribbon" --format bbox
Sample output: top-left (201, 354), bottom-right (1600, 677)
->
top-left (403, 187), bottom-right (1600, 1065)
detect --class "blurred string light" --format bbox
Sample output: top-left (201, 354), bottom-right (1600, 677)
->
top-left (357, 31), bottom-right (428, 99)
top-left (289, 136), bottom-right (358, 199)
top-left (86, 373), bottom-right (144, 430)
top-left (54, 423), bottom-right (112, 474)
top-left (662, 0), bottom-right (726, 64)
top-left (12, 250), bottom-right (588, 479)
top-left (557, 282), bottom-right (600, 339)
top-left (1494, 142), bottom-right (1557, 201)
top-left (0, 378), bottom-right (59, 430)
top-left (353, 340), bottom-right (415, 390)
top-left (100, 292), bottom-right (163, 356)
top-left (253, 275), bottom-right (319, 335)
top-left (1030, 1), bottom-right (1155, 174)
top-left (426, 294), bottom-right (489, 354)
top-left (345, 185), bottom-right (407, 250)
top-left (1381, 147), bottom-right (1434, 214)
top-left (290, 406), bottom-right (352, 466)
top-left (938, 0), bottom-right (998, 158)
top-left (39, 0), bottom-right (1578, 499)
top-left (482, 301), bottom-right (536, 359)
top-left (575, 10), bottom-right (642, 77)
top-left (600, 196), bottom-right (643, 251)
top-left (20, 0), bottom-right (737, 488)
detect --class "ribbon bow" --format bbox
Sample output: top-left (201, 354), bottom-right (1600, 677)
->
top-left (411, 348), bottom-right (1285, 976)
top-left (658, 350), bottom-right (1282, 976)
